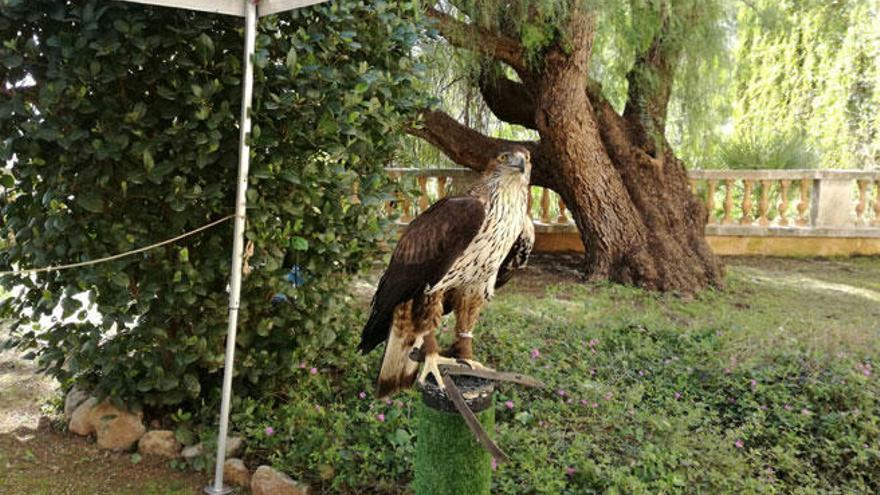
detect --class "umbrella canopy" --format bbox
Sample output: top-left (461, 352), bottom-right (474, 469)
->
top-left (111, 2), bottom-right (330, 493)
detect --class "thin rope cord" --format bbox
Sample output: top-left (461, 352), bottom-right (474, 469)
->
top-left (0, 214), bottom-right (237, 277)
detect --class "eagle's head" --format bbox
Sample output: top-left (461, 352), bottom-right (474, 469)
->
top-left (491, 146), bottom-right (531, 185)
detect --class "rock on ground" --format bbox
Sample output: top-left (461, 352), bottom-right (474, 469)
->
top-left (63, 386), bottom-right (90, 420)
top-left (67, 398), bottom-right (146, 451)
top-left (180, 436), bottom-right (242, 460)
top-left (251, 465), bottom-right (310, 495)
top-left (138, 430), bottom-right (181, 458)
top-left (180, 443), bottom-right (203, 459)
top-left (225, 436), bottom-right (243, 457)
top-left (223, 458), bottom-right (250, 487)
top-left (68, 397), bottom-right (98, 436)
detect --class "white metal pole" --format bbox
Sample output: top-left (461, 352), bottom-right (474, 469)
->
top-left (206, 1), bottom-right (257, 494)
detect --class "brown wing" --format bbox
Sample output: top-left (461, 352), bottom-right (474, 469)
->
top-left (358, 196), bottom-right (486, 353)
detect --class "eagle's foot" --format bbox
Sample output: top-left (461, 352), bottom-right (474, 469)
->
top-left (456, 358), bottom-right (494, 372)
top-left (418, 353), bottom-right (458, 389)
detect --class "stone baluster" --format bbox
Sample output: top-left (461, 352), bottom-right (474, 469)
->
top-left (705, 180), bottom-right (717, 224)
top-left (417, 176), bottom-right (429, 212)
top-left (400, 194), bottom-right (412, 222)
top-left (740, 180), bottom-right (754, 225)
top-left (778, 180), bottom-right (790, 226)
top-left (386, 172), bottom-right (400, 217)
top-left (540, 188), bottom-right (551, 223)
top-left (437, 176), bottom-right (448, 199)
top-left (757, 180), bottom-right (771, 226)
top-left (856, 179), bottom-right (868, 226)
top-left (796, 179), bottom-right (809, 226)
top-left (722, 179), bottom-right (734, 225)
top-left (874, 180), bottom-right (880, 227)
top-left (557, 196), bottom-right (568, 224)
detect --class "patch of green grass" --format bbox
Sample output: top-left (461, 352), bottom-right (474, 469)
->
top-left (229, 258), bottom-right (880, 494)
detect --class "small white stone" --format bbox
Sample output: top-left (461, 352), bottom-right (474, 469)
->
top-left (225, 436), bottom-right (244, 457)
top-left (181, 443), bottom-right (204, 459)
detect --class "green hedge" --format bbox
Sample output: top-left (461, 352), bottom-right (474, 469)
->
top-left (0, 0), bottom-right (426, 409)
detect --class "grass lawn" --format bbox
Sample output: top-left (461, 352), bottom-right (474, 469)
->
top-left (1, 256), bottom-right (879, 494)
top-left (474, 255), bottom-right (880, 493)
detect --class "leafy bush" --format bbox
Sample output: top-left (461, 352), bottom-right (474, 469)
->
top-left (719, 130), bottom-right (820, 170)
top-left (0, 0), bottom-right (425, 409)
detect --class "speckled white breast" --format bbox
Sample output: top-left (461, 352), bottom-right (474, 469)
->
top-left (428, 181), bottom-right (528, 299)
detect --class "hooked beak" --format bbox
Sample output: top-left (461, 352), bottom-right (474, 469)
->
top-left (511, 153), bottom-right (526, 173)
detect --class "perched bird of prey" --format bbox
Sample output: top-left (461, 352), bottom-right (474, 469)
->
top-left (358, 147), bottom-right (534, 398)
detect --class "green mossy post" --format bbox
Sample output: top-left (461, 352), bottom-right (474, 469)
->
top-left (413, 379), bottom-right (494, 495)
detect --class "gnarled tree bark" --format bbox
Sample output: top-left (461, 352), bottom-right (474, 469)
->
top-left (411, 4), bottom-right (724, 293)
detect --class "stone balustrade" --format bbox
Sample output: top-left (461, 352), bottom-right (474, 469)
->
top-left (384, 168), bottom-right (880, 256)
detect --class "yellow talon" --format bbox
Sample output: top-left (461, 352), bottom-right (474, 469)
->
top-left (418, 354), bottom-right (459, 389)
top-left (457, 358), bottom-right (494, 371)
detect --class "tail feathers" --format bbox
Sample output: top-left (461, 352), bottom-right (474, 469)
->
top-left (375, 329), bottom-right (422, 399)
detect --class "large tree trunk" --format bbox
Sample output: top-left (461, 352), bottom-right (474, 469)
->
top-left (414, 4), bottom-right (724, 294)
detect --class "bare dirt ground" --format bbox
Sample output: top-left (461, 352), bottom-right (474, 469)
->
top-left (0, 325), bottom-right (205, 495)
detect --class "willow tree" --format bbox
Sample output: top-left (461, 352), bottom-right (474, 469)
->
top-left (410, 0), bottom-right (726, 292)
top-left (733, 0), bottom-right (879, 169)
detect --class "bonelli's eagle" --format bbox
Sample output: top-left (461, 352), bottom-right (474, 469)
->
top-left (359, 147), bottom-right (534, 398)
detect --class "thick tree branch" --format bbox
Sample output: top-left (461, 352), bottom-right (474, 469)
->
top-left (426, 7), bottom-right (528, 77)
top-left (477, 70), bottom-right (537, 130)
top-left (622, 11), bottom-right (681, 151)
top-left (407, 109), bottom-right (555, 189)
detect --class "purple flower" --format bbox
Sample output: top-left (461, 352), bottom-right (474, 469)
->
top-left (491, 458), bottom-right (498, 471)
top-left (376, 413), bottom-right (385, 422)
top-left (530, 348), bottom-right (541, 359)
top-left (588, 338), bottom-right (599, 347)
top-left (298, 362), bottom-right (306, 369)
top-left (264, 426), bottom-right (275, 436)
top-left (358, 391), bottom-right (367, 400)
top-left (750, 379), bottom-right (758, 388)
top-left (724, 367), bottom-right (732, 375)
top-left (591, 402), bottom-right (598, 408)
top-left (580, 399), bottom-right (588, 406)
top-left (565, 466), bottom-right (576, 476)
top-left (558, 389), bottom-right (567, 397)
top-left (801, 408), bottom-right (811, 416)
top-left (784, 404), bottom-right (792, 411)
top-left (385, 398), bottom-right (393, 405)
top-left (603, 392), bottom-right (613, 401)
top-left (505, 400), bottom-right (514, 410)
top-left (309, 367), bottom-right (318, 375)
top-left (735, 439), bottom-right (744, 449)
top-left (674, 392), bottom-right (682, 400)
